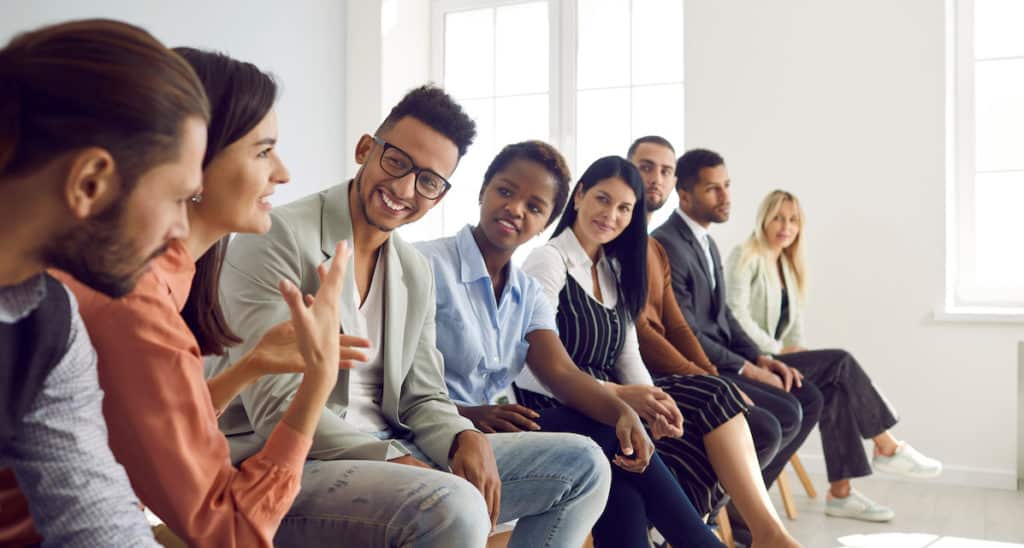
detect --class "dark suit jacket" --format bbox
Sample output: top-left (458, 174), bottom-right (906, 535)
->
top-left (651, 212), bottom-right (763, 372)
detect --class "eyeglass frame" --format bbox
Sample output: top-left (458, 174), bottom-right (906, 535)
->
top-left (370, 136), bottom-right (452, 200)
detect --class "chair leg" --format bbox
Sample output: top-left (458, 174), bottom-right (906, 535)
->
top-left (776, 469), bottom-right (798, 520)
top-left (716, 510), bottom-right (736, 548)
top-left (789, 455), bottom-right (817, 498)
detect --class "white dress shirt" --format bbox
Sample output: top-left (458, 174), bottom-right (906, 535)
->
top-left (515, 228), bottom-right (655, 400)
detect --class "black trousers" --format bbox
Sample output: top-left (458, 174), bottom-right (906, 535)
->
top-left (719, 371), bottom-right (823, 488)
top-left (777, 349), bottom-right (899, 482)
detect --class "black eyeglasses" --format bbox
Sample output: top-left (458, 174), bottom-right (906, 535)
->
top-left (371, 136), bottom-right (452, 200)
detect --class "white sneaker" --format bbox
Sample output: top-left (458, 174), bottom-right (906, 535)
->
top-left (872, 442), bottom-right (942, 479)
top-left (825, 489), bottom-right (895, 522)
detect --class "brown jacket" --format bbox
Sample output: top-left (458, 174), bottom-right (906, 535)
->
top-left (637, 237), bottom-right (719, 377)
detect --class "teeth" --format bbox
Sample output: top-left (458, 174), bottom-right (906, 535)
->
top-left (498, 220), bottom-right (516, 230)
top-left (381, 192), bottom-right (407, 211)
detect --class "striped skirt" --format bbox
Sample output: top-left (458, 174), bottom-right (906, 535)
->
top-left (653, 374), bottom-right (749, 516)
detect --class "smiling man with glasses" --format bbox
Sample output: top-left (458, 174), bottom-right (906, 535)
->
top-left (208, 85), bottom-right (611, 548)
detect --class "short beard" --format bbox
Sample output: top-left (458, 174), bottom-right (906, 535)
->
top-left (42, 200), bottom-right (163, 298)
top-left (645, 196), bottom-right (668, 213)
top-left (355, 170), bottom-right (395, 233)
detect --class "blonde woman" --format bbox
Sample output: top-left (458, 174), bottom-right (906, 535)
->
top-left (724, 190), bottom-right (942, 522)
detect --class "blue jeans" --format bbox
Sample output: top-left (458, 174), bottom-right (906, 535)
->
top-left (273, 430), bottom-right (610, 548)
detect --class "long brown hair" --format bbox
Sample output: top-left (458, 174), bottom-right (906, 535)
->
top-left (0, 19), bottom-right (209, 181)
top-left (174, 48), bottom-right (278, 356)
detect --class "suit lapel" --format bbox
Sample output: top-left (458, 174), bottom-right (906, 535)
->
top-left (319, 182), bottom-right (359, 350)
top-left (707, 236), bottom-right (725, 311)
top-left (764, 256), bottom-right (781, 334)
top-left (673, 215), bottom-right (715, 292)
top-left (380, 239), bottom-right (406, 420)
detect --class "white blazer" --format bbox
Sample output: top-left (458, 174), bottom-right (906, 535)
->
top-left (723, 246), bottom-right (804, 354)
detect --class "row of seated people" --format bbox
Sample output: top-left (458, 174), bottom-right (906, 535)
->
top-left (0, 18), bottom-right (941, 548)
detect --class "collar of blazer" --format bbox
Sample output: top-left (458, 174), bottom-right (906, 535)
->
top-left (321, 180), bottom-right (356, 259)
top-left (672, 213), bottom-right (716, 284)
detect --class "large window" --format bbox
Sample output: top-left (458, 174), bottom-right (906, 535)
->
top-left (420, 0), bottom-right (685, 252)
top-left (948, 0), bottom-right (1024, 312)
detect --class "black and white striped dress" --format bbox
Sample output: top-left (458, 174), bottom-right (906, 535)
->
top-left (516, 263), bottom-right (749, 516)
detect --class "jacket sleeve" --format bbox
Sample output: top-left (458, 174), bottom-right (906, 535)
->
top-left (220, 216), bottom-right (407, 462)
top-left (724, 248), bottom-right (783, 354)
top-left (636, 242), bottom-right (716, 377)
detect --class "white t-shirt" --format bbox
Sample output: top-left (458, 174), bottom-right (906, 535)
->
top-left (343, 251), bottom-right (388, 433)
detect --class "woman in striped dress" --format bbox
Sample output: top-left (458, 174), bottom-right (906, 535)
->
top-left (515, 156), bottom-right (798, 548)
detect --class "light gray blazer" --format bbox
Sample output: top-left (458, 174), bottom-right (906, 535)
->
top-left (723, 246), bottom-right (804, 354)
top-left (209, 180), bottom-right (475, 467)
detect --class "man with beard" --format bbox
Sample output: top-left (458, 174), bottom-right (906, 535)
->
top-left (0, 19), bottom-right (210, 546)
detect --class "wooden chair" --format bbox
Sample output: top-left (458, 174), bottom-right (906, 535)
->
top-left (775, 454), bottom-right (816, 520)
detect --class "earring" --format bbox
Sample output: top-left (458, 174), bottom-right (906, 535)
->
top-left (190, 194), bottom-right (203, 204)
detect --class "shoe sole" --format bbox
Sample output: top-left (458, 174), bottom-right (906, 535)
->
top-left (874, 464), bottom-right (943, 479)
top-left (825, 509), bottom-right (895, 523)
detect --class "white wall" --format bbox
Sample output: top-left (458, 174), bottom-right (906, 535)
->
top-left (685, 0), bottom-right (1019, 488)
top-left (2, 0), bottom-right (347, 207)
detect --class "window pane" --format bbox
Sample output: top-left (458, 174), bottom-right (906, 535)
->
top-left (974, 0), bottom-right (1024, 59)
top-left (974, 59), bottom-right (1024, 172)
top-left (577, 0), bottom-right (631, 89)
top-left (974, 171), bottom-right (1024, 288)
top-left (496, 2), bottom-right (549, 95)
top-left (576, 87), bottom-right (631, 170)
top-left (445, 8), bottom-right (494, 99)
top-left (631, 0), bottom-right (684, 85)
top-left (445, 98), bottom-right (495, 234)
top-left (631, 83), bottom-right (685, 148)
top-left (495, 94), bottom-right (550, 147)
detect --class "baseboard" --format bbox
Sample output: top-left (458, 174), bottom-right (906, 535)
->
top-left (794, 453), bottom-right (1018, 491)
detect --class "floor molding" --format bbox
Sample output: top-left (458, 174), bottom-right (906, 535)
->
top-left (794, 453), bottom-right (1018, 491)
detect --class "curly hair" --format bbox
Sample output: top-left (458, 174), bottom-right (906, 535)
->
top-left (377, 84), bottom-right (477, 158)
top-left (480, 140), bottom-right (571, 227)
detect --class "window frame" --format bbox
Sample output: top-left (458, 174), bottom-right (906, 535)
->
top-left (945, 0), bottom-right (1024, 317)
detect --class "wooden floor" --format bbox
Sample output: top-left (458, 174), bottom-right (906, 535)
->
top-left (774, 473), bottom-right (1024, 547)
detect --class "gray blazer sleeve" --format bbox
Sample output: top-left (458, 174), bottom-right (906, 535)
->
top-left (394, 252), bottom-right (476, 467)
top-left (220, 215), bottom-right (407, 462)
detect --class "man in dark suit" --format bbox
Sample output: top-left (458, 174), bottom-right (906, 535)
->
top-left (651, 149), bottom-right (823, 490)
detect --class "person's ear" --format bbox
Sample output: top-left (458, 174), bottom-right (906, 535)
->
top-left (355, 134), bottom-right (374, 165)
top-left (63, 147), bottom-right (120, 220)
top-left (572, 183), bottom-right (585, 211)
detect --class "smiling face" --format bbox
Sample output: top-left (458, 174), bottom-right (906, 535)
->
top-left (630, 142), bottom-right (676, 213)
top-left (351, 116), bottom-right (458, 233)
top-left (571, 176), bottom-right (637, 250)
top-left (477, 158), bottom-right (559, 252)
top-left (762, 198), bottom-right (801, 251)
top-left (195, 109), bottom-right (289, 235)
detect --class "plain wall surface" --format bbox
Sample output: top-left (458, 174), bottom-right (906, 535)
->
top-left (2, 0), bottom-right (347, 206)
top-left (684, 0), bottom-right (1018, 488)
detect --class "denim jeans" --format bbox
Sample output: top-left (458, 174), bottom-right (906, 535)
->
top-left (273, 430), bottom-right (610, 548)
